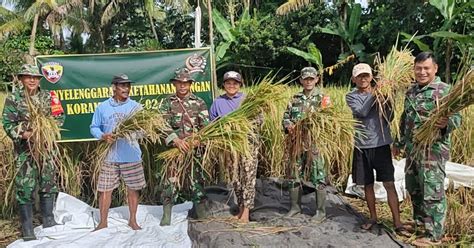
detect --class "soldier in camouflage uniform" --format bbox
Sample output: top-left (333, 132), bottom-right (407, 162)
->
top-left (158, 68), bottom-right (209, 226)
top-left (282, 67), bottom-right (329, 222)
top-left (2, 64), bottom-right (65, 241)
top-left (394, 52), bottom-right (461, 246)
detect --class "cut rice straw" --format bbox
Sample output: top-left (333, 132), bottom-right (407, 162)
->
top-left (157, 74), bottom-right (291, 190)
top-left (373, 45), bottom-right (414, 139)
top-left (90, 107), bottom-right (169, 195)
top-left (414, 67), bottom-right (474, 150)
top-left (285, 105), bottom-right (359, 183)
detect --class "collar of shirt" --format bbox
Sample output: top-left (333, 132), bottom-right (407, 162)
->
top-left (170, 93), bottom-right (198, 102)
top-left (16, 87), bottom-right (44, 100)
top-left (415, 76), bottom-right (441, 93)
top-left (108, 97), bottom-right (130, 106)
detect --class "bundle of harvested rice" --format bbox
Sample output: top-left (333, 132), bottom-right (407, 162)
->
top-left (91, 108), bottom-right (168, 193)
top-left (414, 69), bottom-right (474, 149)
top-left (373, 46), bottom-right (414, 138)
top-left (286, 106), bottom-right (358, 183)
top-left (24, 95), bottom-right (63, 173)
top-left (158, 76), bottom-right (291, 190)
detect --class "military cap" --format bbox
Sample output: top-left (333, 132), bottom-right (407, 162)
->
top-left (300, 67), bottom-right (319, 79)
top-left (111, 74), bottom-right (134, 84)
top-left (170, 68), bottom-right (195, 83)
top-left (17, 64), bottom-right (43, 77)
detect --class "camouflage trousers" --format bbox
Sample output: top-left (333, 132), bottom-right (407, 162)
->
top-left (225, 144), bottom-right (258, 209)
top-left (288, 149), bottom-right (326, 189)
top-left (14, 149), bottom-right (58, 204)
top-left (161, 153), bottom-right (206, 204)
top-left (405, 151), bottom-right (447, 241)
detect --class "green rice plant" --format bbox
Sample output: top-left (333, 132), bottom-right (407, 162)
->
top-left (451, 106), bottom-right (474, 165)
top-left (444, 186), bottom-right (474, 244)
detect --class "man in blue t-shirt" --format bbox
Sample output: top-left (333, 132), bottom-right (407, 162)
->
top-left (90, 74), bottom-right (146, 231)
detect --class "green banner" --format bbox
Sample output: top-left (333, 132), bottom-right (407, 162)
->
top-left (36, 48), bottom-right (214, 142)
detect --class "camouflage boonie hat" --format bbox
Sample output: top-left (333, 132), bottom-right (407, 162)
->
top-left (111, 73), bottom-right (134, 84)
top-left (300, 67), bottom-right (319, 79)
top-left (170, 68), bottom-right (195, 83)
top-left (17, 64), bottom-right (43, 77)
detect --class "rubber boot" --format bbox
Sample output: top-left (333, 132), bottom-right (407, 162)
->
top-left (285, 186), bottom-right (301, 217)
top-left (19, 203), bottom-right (37, 241)
top-left (312, 189), bottom-right (326, 222)
top-left (194, 199), bottom-right (209, 219)
top-left (160, 198), bottom-right (173, 226)
top-left (40, 195), bottom-right (58, 228)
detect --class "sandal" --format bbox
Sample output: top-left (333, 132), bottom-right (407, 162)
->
top-left (361, 219), bottom-right (378, 231)
top-left (411, 237), bottom-right (442, 247)
top-left (394, 226), bottom-right (412, 238)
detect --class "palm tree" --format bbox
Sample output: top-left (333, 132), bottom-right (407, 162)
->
top-left (276, 0), bottom-right (313, 15)
top-left (24, 0), bottom-right (59, 58)
top-left (0, 6), bottom-right (29, 40)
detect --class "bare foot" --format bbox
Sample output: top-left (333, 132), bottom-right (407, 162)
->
top-left (238, 207), bottom-right (250, 223)
top-left (94, 222), bottom-right (107, 231)
top-left (128, 222), bottom-right (142, 230)
top-left (235, 206), bottom-right (244, 219)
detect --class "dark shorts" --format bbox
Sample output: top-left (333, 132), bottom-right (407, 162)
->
top-left (352, 145), bottom-right (394, 186)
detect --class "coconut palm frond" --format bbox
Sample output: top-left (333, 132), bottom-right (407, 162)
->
top-left (276, 0), bottom-right (312, 16)
top-left (0, 18), bottom-right (29, 39)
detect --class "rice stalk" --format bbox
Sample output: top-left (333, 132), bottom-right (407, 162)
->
top-left (414, 68), bottom-right (474, 150)
top-left (373, 46), bottom-right (415, 139)
top-left (324, 86), bottom-right (359, 187)
top-left (285, 106), bottom-right (359, 186)
top-left (451, 106), bottom-right (474, 165)
top-left (444, 185), bottom-right (474, 244)
top-left (24, 95), bottom-right (63, 174)
top-left (158, 75), bottom-right (291, 191)
top-left (253, 83), bottom-right (294, 178)
top-left (90, 107), bottom-right (169, 199)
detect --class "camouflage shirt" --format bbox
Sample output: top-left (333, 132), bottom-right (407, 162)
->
top-left (283, 87), bottom-right (325, 129)
top-left (159, 93), bottom-right (209, 145)
top-left (2, 87), bottom-right (65, 150)
top-left (396, 77), bottom-right (461, 157)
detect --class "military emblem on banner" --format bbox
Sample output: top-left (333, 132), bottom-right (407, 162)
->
top-left (185, 54), bottom-right (207, 73)
top-left (41, 62), bottom-right (63, 83)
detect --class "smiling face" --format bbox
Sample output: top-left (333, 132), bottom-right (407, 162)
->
top-left (20, 75), bottom-right (42, 94)
top-left (172, 80), bottom-right (192, 98)
top-left (223, 79), bottom-right (241, 97)
top-left (300, 76), bottom-right (319, 92)
top-left (352, 73), bottom-right (373, 92)
top-left (113, 82), bottom-right (131, 101)
top-left (414, 58), bottom-right (438, 86)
